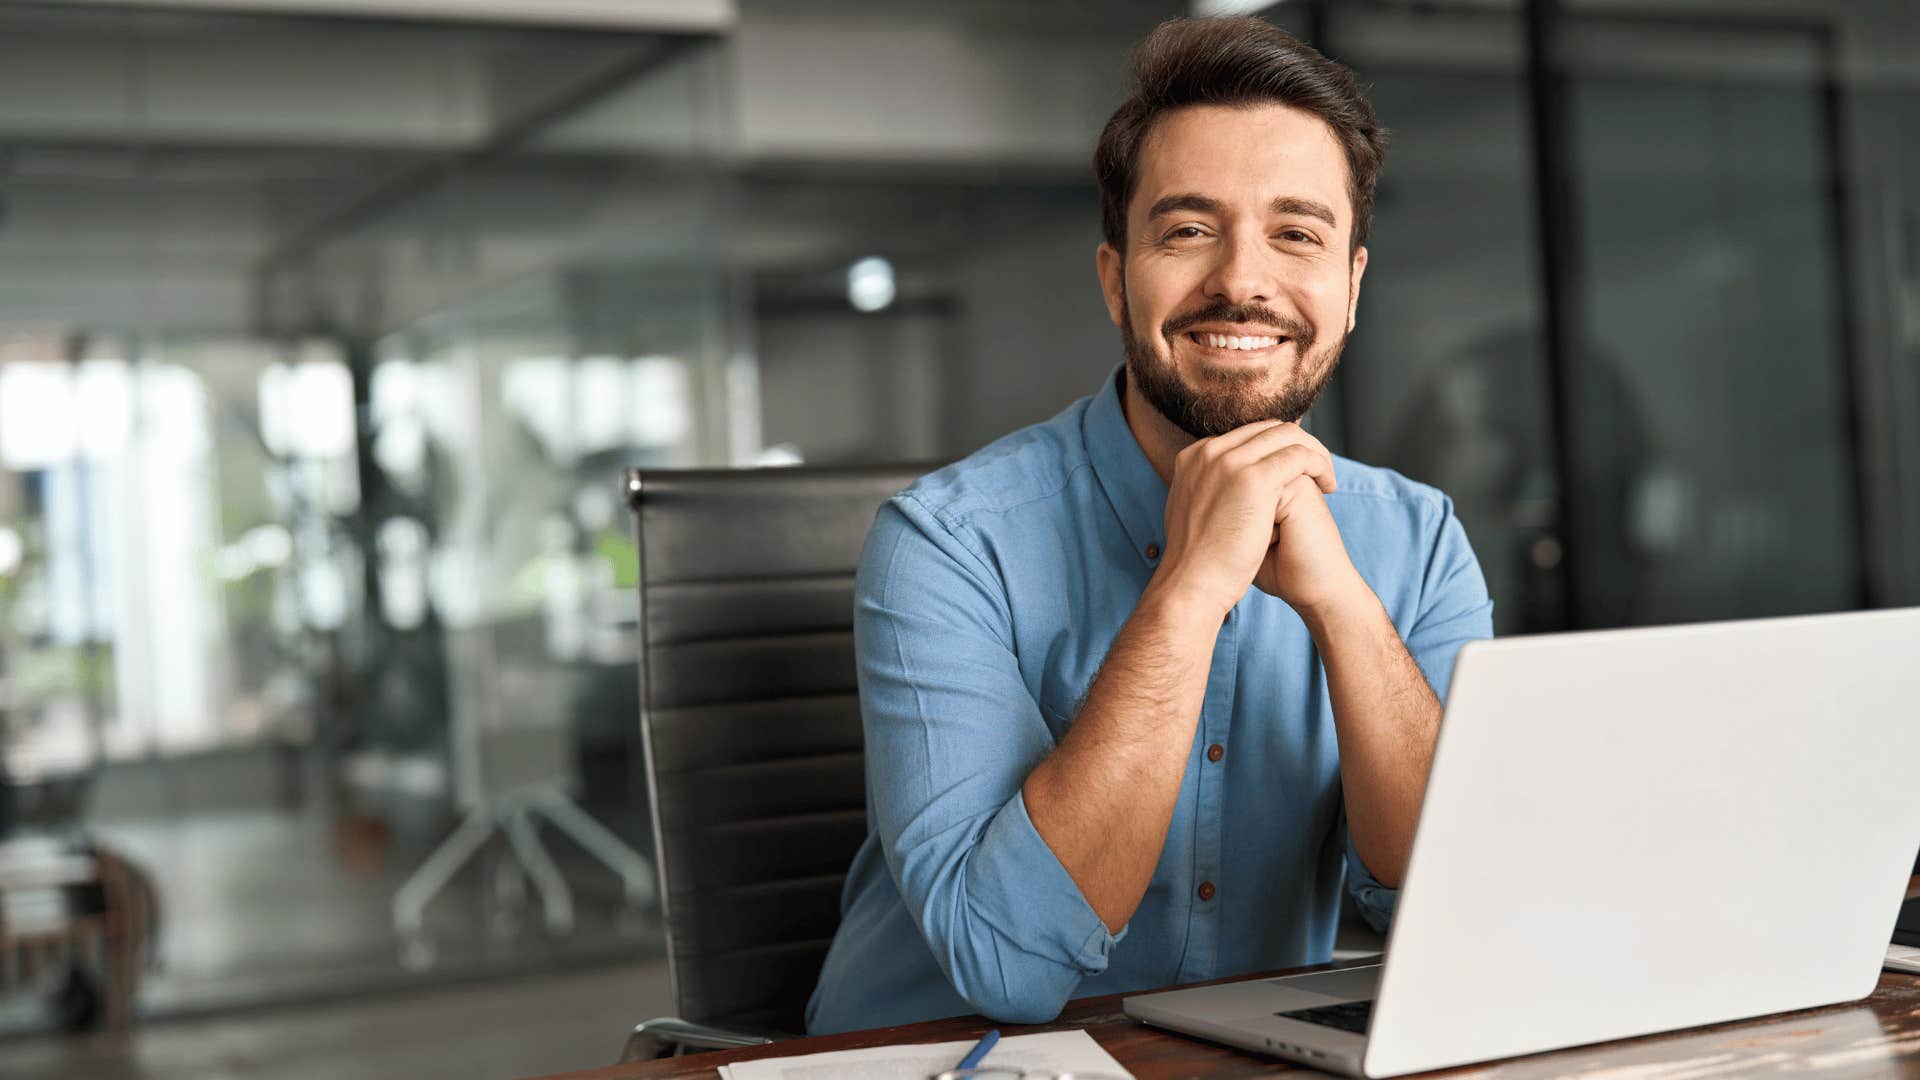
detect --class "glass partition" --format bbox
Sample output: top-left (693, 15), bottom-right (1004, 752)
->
top-left (1304, 2), bottom-right (1562, 635)
top-left (1558, 11), bottom-right (1863, 625)
top-left (0, 3), bottom-right (730, 1018)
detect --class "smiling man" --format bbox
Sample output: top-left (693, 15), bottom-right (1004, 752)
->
top-left (806, 16), bottom-right (1493, 1032)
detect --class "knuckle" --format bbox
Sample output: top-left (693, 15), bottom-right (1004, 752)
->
top-left (1221, 444), bottom-right (1261, 469)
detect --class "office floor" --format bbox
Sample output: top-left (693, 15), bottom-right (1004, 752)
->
top-left (0, 767), bottom-right (669, 1075)
top-left (88, 806), bottom-right (659, 1017)
top-left (0, 733), bottom-right (652, 1019)
top-left (0, 957), bottom-right (673, 1080)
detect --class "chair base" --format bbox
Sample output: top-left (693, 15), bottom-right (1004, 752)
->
top-left (621, 1016), bottom-right (780, 1062)
top-left (392, 786), bottom-right (656, 967)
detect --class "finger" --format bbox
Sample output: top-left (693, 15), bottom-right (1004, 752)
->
top-left (1260, 421), bottom-right (1332, 462)
top-left (1226, 426), bottom-right (1337, 492)
top-left (1283, 470), bottom-right (1328, 503)
top-left (1292, 425), bottom-right (1333, 461)
top-left (1220, 420), bottom-right (1330, 463)
top-left (1230, 442), bottom-right (1336, 502)
top-left (1264, 442), bottom-right (1338, 495)
top-left (1267, 472), bottom-right (1331, 530)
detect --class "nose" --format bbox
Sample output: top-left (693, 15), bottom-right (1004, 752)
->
top-left (1200, 229), bottom-right (1281, 308)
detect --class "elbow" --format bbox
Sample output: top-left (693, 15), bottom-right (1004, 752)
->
top-left (1358, 903), bottom-right (1394, 936)
top-left (1350, 886), bottom-right (1398, 935)
top-left (944, 937), bottom-right (1082, 1024)
top-left (958, 983), bottom-right (1071, 1026)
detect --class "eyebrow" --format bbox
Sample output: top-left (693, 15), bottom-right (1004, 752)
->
top-left (1146, 192), bottom-right (1339, 230)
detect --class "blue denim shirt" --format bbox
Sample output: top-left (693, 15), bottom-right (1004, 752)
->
top-left (806, 365), bottom-right (1493, 1033)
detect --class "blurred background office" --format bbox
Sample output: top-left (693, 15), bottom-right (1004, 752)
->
top-left (0, 0), bottom-right (1913, 1076)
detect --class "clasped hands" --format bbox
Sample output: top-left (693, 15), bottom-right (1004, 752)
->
top-left (1154, 419), bottom-right (1367, 623)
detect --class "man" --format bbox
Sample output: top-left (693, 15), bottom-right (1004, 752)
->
top-left (807, 16), bottom-right (1492, 1032)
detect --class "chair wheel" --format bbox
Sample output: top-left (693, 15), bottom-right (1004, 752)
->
top-left (399, 935), bottom-right (437, 971)
top-left (488, 902), bottom-right (526, 941)
top-left (616, 904), bottom-right (652, 938)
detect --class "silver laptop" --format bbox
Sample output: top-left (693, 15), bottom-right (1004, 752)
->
top-left (1124, 607), bottom-right (1920, 1077)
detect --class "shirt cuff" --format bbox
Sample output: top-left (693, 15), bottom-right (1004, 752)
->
top-left (1345, 832), bottom-right (1400, 933)
top-left (969, 789), bottom-right (1126, 974)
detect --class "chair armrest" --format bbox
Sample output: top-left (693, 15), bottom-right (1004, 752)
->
top-left (620, 1016), bottom-right (779, 1062)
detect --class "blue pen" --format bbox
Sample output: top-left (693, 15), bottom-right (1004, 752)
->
top-left (955, 1028), bottom-right (1001, 1071)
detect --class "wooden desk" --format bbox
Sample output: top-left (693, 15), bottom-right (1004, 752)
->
top-left (543, 876), bottom-right (1920, 1079)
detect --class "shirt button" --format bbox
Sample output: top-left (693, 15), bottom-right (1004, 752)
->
top-left (1197, 881), bottom-right (1216, 901)
top-left (1206, 743), bottom-right (1224, 763)
top-left (1144, 543), bottom-right (1160, 560)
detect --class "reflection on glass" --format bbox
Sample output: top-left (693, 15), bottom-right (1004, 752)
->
top-left (1321, 4), bottom-right (1558, 635)
top-left (1565, 16), bottom-right (1861, 624)
top-left (0, 2), bottom-right (729, 1024)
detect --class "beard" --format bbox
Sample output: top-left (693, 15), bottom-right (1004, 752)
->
top-left (1121, 289), bottom-right (1348, 440)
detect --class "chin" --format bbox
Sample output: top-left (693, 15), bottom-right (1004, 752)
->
top-left (1182, 349), bottom-right (1284, 384)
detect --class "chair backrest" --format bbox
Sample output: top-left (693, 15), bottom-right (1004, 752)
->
top-left (625, 463), bottom-right (933, 1035)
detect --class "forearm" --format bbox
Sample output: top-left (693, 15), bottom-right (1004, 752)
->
top-left (1302, 584), bottom-right (1442, 888)
top-left (1022, 577), bottom-right (1221, 931)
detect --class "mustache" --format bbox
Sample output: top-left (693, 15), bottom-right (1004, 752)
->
top-left (1162, 301), bottom-right (1315, 346)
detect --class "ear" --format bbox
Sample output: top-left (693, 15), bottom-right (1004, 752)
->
top-left (1346, 245), bottom-right (1369, 334)
top-left (1095, 242), bottom-right (1125, 328)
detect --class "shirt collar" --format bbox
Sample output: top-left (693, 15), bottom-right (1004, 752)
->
top-left (1082, 363), bottom-right (1169, 567)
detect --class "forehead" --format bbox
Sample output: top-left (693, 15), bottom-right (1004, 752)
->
top-left (1132, 102), bottom-right (1351, 224)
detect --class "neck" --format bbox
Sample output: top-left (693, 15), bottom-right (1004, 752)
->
top-left (1119, 367), bottom-right (1196, 488)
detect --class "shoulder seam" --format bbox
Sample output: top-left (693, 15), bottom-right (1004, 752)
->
top-left (915, 458), bottom-right (1097, 536)
top-left (1327, 486), bottom-right (1444, 511)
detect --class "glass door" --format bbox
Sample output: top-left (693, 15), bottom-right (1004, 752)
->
top-left (1556, 11), bottom-right (1864, 626)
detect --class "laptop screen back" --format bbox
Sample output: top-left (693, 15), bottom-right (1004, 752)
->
top-left (1361, 608), bottom-right (1920, 1078)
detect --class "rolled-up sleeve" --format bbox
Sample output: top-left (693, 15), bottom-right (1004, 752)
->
top-left (854, 495), bottom-right (1121, 1023)
top-left (1404, 497), bottom-right (1495, 704)
top-left (1341, 807), bottom-right (1399, 933)
top-left (1343, 494), bottom-right (1494, 932)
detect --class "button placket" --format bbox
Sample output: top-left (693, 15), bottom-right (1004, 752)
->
top-left (1179, 607), bottom-right (1236, 983)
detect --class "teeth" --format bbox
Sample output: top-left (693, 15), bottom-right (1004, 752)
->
top-left (1197, 332), bottom-right (1280, 351)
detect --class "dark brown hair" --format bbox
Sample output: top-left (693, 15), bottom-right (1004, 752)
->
top-left (1094, 16), bottom-right (1388, 254)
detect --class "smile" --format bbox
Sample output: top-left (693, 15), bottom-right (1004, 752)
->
top-left (1187, 331), bottom-right (1284, 352)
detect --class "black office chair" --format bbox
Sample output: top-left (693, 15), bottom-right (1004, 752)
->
top-left (619, 463), bottom-right (935, 1060)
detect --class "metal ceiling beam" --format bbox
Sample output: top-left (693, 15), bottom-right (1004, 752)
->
top-left (27, 0), bottom-right (733, 33)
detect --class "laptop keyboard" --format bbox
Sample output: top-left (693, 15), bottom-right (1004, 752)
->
top-left (1277, 999), bottom-right (1374, 1035)
top-left (1888, 943), bottom-right (1920, 975)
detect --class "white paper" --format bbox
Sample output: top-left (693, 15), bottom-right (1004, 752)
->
top-left (716, 1029), bottom-right (1132, 1080)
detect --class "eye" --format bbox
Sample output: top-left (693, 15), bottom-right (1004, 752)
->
top-left (1165, 226), bottom-right (1207, 241)
top-left (1278, 229), bottom-right (1318, 244)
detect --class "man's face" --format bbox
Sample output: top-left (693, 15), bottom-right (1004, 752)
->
top-left (1096, 102), bottom-right (1368, 439)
